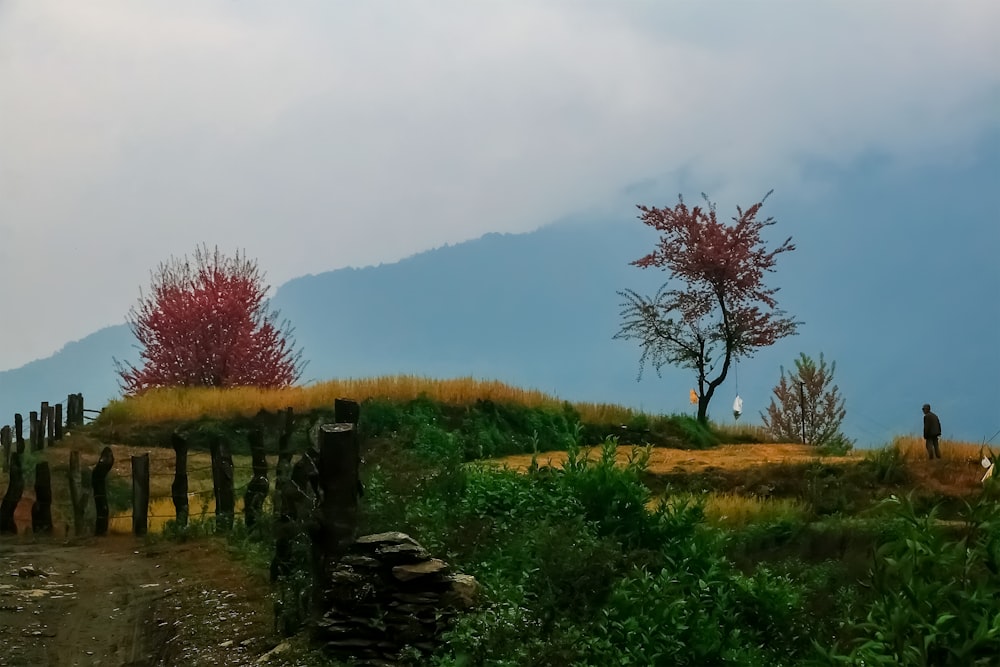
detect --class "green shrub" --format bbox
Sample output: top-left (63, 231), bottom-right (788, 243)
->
top-left (822, 493), bottom-right (1000, 665)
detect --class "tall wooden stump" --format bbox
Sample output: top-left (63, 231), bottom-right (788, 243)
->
top-left (14, 414), bottom-right (24, 455)
top-left (244, 429), bottom-right (269, 529)
top-left (54, 404), bottom-right (63, 441)
top-left (31, 462), bottom-right (53, 535)
top-left (210, 437), bottom-right (235, 532)
top-left (68, 451), bottom-right (90, 536)
top-left (171, 433), bottom-right (189, 528)
top-left (1, 426), bottom-right (10, 473)
top-left (44, 403), bottom-right (55, 444)
top-left (92, 446), bottom-right (115, 536)
top-left (334, 398), bottom-right (360, 426)
top-left (132, 454), bottom-right (150, 536)
top-left (66, 394), bottom-right (84, 428)
top-left (313, 423), bottom-right (361, 607)
top-left (0, 452), bottom-right (24, 535)
top-left (39, 403), bottom-right (49, 449)
top-left (29, 411), bottom-right (39, 452)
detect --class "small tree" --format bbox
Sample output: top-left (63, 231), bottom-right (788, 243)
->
top-left (616, 192), bottom-right (799, 423)
top-left (118, 245), bottom-right (304, 394)
top-left (761, 353), bottom-right (847, 446)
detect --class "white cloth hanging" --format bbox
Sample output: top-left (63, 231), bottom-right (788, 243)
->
top-left (732, 395), bottom-right (743, 420)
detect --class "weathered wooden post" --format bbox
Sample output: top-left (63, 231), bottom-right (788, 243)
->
top-left (66, 394), bottom-right (84, 428)
top-left (210, 437), bottom-right (235, 532)
top-left (92, 446), bottom-right (115, 536)
top-left (270, 448), bottom-right (316, 584)
top-left (14, 414), bottom-right (24, 454)
top-left (54, 404), bottom-right (63, 441)
top-left (44, 403), bottom-right (55, 444)
top-left (31, 462), bottom-right (53, 535)
top-left (171, 433), bottom-right (189, 528)
top-left (132, 454), bottom-right (150, 536)
top-left (334, 398), bottom-right (360, 426)
top-left (310, 423), bottom-right (361, 613)
top-left (1, 426), bottom-right (10, 473)
top-left (244, 429), bottom-right (269, 529)
top-left (273, 407), bottom-right (295, 516)
top-left (39, 402), bottom-right (49, 448)
top-left (0, 452), bottom-right (24, 535)
top-left (29, 411), bottom-right (39, 452)
top-left (68, 451), bottom-right (91, 536)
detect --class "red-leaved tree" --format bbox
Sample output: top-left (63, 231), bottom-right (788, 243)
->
top-left (615, 192), bottom-right (799, 423)
top-left (117, 246), bottom-right (304, 394)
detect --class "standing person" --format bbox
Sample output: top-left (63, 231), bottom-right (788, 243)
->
top-left (922, 404), bottom-right (942, 460)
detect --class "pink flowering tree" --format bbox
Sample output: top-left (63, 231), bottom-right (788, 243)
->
top-left (118, 246), bottom-right (304, 394)
top-left (615, 192), bottom-right (799, 423)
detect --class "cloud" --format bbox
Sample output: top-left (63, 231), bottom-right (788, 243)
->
top-left (0, 0), bottom-right (997, 370)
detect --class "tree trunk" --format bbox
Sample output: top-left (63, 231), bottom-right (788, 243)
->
top-left (132, 454), bottom-right (150, 536)
top-left (31, 462), bottom-right (53, 535)
top-left (171, 433), bottom-right (189, 528)
top-left (92, 446), bottom-right (115, 536)
top-left (0, 452), bottom-right (24, 535)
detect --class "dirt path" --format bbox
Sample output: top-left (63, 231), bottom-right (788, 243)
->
top-left (0, 536), bottom-right (279, 667)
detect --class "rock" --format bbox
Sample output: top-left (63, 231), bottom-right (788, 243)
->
top-left (442, 574), bottom-right (479, 608)
top-left (17, 566), bottom-right (48, 578)
top-left (391, 559), bottom-right (449, 582)
top-left (255, 642), bottom-right (290, 664)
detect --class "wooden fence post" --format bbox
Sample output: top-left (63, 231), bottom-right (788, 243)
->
top-left (66, 394), bottom-right (83, 428)
top-left (0, 452), bottom-right (24, 535)
top-left (270, 448), bottom-right (316, 584)
top-left (54, 404), bottom-right (63, 441)
top-left (31, 462), bottom-right (52, 535)
top-left (273, 407), bottom-right (295, 516)
top-left (244, 429), bottom-right (269, 529)
top-left (317, 424), bottom-right (360, 555)
top-left (334, 398), bottom-right (360, 426)
top-left (92, 447), bottom-right (114, 536)
top-left (39, 402), bottom-right (49, 449)
top-left (68, 451), bottom-right (90, 536)
top-left (132, 454), bottom-right (149, 536)
top-left (171, 433), bottom-right (189, 528)
top-left (29, 411), bottom-right (39, 452)
top-left (1, 426), bottom-right (10, 473)
top-left (45, 404), bottom-right (55, 444)
top-left (210, 437), bottom-right (235, 532)
top-left (14, 414), bottom-right (24, 455)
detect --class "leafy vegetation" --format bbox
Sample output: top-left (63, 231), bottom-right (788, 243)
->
top-left (68, 381), bottom-right (1000, 665)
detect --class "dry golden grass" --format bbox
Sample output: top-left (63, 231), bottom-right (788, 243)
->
top-left (98, 375), bottom-right (644, 425)
top-left (653, 492), bottom-right (810, 528)
top-left (495, 443), bottom-right (856, 475)
top-left (890, 436), bottom-right (992, 497)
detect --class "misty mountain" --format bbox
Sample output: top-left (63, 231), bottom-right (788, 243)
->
top-left (1, 135), bottom-right (997, 445)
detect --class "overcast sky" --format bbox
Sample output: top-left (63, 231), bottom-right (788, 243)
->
top-left (1, 1), bottom-right (998, 371)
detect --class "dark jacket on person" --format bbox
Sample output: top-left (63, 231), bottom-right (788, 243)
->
top-left (924, 412), bottom-right (942, 439)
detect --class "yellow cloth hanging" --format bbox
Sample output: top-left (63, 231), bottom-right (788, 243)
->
top-left (689, 389), bottom-right (699, 405)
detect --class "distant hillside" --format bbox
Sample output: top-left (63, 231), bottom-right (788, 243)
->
top-left (1, 136), bottom-right (997, 444)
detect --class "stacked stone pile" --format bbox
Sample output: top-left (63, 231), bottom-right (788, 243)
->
top-left (316, 531), bottom-right (479, 665)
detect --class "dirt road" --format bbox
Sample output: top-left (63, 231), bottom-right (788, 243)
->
top-left (0, 536), bottom-right (278, 667)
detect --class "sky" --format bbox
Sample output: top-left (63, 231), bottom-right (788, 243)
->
top-left (1, 0), bottom-right (998, 373)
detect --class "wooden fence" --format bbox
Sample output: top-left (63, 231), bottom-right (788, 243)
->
top-left (0, 396), bottom-right (362, 552)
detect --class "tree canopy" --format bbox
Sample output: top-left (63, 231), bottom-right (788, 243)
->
top-left (616, 192), bottom-right (798, 423)
top-left (118, 246), bottom-right (304, 394)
